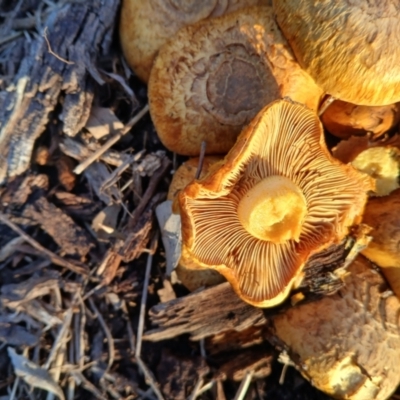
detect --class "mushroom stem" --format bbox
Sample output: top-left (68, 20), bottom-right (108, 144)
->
top-left (237, 175), bottom-right (307, 243)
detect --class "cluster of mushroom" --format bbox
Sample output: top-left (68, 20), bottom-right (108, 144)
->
top-left (120, 1), bottom-right (400, 399)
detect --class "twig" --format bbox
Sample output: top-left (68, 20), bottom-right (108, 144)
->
top-left (88, 297), bottom-right (115, 376)
top-left (136, 357), bottom-right (165, 400)
top-left (194, 381), bottom-right (215, 399)
top-left (135, 233), bottom-right (159, 347)
top-left (233, 371), bottom-right (253, 400)
top-left (43, 26), bottom-right (74, 64)
top-left (44, 307), bottom-right (73, 369)
top-left (195, 141), bottom-right (207, 179)
top-left (0, 213), bottom-right (88, 275)
top-left (74, 104), bottom-right (149, 175)
top-left (127, 157), bottom-right (171, 230)
top-left (136, 232), bottom-right (158, 358)
top-left (187, 377), bottom-right (204, 400)
top-left (0, 31), bottom-right (23, 46)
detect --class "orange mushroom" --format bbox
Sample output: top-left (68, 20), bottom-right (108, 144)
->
top-left (148, 6), bottom-right (323, 156)
top-left (273, 255), bottom-right (400, 400)
top-left (273, 0), bottom-right (400, 105)
top-left (321, 100), bottom-right (400, 139)
top-left (177, 100), bottom-right (374, 307)
top-left (119, 0), bottom-right (266, 82)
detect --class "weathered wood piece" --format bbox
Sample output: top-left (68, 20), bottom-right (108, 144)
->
top-left (144, 241), bottom-right (352, 341)
top-left (23, 196), bottom-right (94, 258)
top-left (0, 0), bottom-right (120, 184)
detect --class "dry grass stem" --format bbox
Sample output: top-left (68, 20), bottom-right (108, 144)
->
top-left (233, 371), bottom-right (253, 400)
top-left (42, 27), bottom-right (74, 64)
top-left (88, 297), bottom-right (115, 376)
top-left (136, 232), bottom-right (158, 358)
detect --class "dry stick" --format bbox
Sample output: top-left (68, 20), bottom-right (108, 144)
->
top-left (44, 306), bottom-right (74, 369)
top-left (187, 377), bottom-right (204, 400)
top-left (136, 357), bottom-right (165, 400)
top-left (233, 371), bottom-right (253, 400)
top-left (127, 157), bottom-right (171, 230)
top-left (195, 381), bottom-right (215, 398)
top-left (74, 104), bottom-right (150, 175)
top-left (136, 232), bottom-right (159, 358)
top-left (0, 213), bottom-right (88, 275)
top-left (43, 26), bottom-right (74, 64)
top-left (195, 141), bottom-right (207, 180)
top-left (88, 297), bottom-right (115, 377)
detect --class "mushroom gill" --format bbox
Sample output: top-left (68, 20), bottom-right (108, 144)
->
top-left (178, 100), bottom-right (374, 307)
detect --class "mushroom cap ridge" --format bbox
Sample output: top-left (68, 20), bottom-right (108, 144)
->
top-left (273, 0), bottom-right (400, 106)
top-left (178, 100), bottom-right (374, 307)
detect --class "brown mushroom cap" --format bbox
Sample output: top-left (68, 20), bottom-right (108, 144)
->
top-left (321, 100), bottom-right (400, 139)
top-left (273, 255), bottom-right (400, 400)
top-left (119, 0), bottom-right (267, 82)
top-left (148, 6), bottom-right (323, 156)
top-left (178, 100), bottom-right (374, 307)
top-left (273, 0), bottom-right (400, 105)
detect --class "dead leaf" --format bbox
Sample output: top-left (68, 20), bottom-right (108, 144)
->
top-left (7, 347), bottom-right (65, 400)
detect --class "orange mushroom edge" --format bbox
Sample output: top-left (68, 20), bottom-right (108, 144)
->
top-left (177, 100), bottom-right (375, 308)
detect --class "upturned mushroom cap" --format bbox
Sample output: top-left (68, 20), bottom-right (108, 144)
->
top-left (321, 100), bottom-right (400, 139)
top-left (119, 0), bottom-right (267, 82)
top-left (272, 255), bottom-right (400, 400)
top-left (177, 100), bottom-right (374, 307)
top-left (149, 6), bottom-right (323, 156)
top-left (362, 189), bottom-right (400, 298)
top-left (273, 0), bottom-right (400, 105)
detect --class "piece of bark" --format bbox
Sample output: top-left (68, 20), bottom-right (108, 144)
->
top-left (145, 282), bottom-right (266, 342)
top-left (0, 0), bottom-right (119, 183)
top-left (156, 349), bottom-right (209, 400)
top-left (144, 241), bottom-right (352, 342)
top-left (24, 196), bottom-right (94, 258)
top-left (53, 191), bottom-right (101, 221)
top-left (118, 192), bottom-right (165, 262)
top-left (214, 346), bottom-right (273, 381)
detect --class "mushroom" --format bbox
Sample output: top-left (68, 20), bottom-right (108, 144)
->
top-left (177, 100), bottom-right (374, 307)
top-left (272, 255), bottom-right (400, 400)
top-left (167, 156), bottom-right (225, 291)
top-left (167, 156), bottom-right (222, 203)
top-left (119, 0), bottom-right (267, 82)
top-left (273, 0), bottom-right (400, 105)
top-left (361, 189), bottom-right (400, 298)
top-left (148, 6), bottom-right (323, 156)
top-left (332, 136), bottom-right (400, 196)
top-left (321, 100), bottom-right (400, 139)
